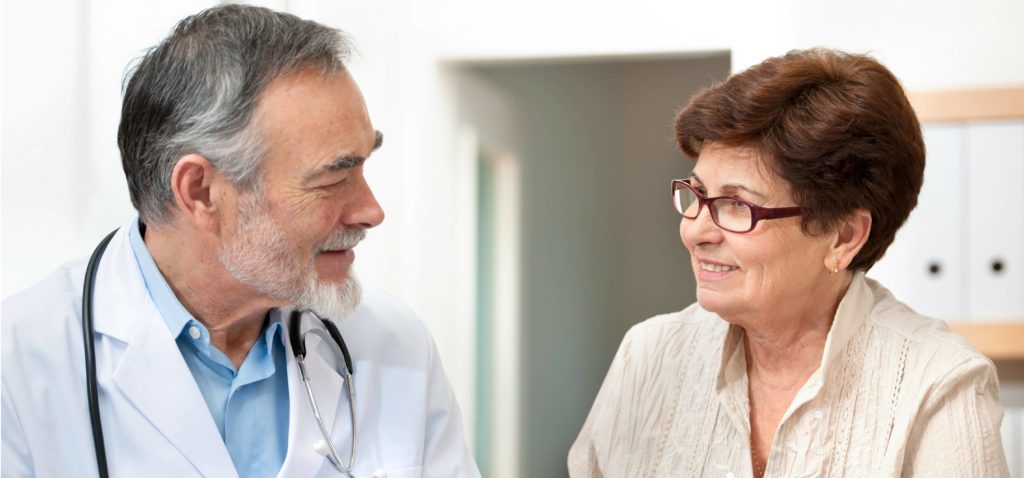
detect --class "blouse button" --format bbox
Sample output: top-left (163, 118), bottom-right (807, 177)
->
top-left (188, 325), bottom-right (201, 340)
top-left (373, 470), bottom-right (388, 478)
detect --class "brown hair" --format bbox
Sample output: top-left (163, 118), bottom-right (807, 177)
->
top-left (674, 48), bottom-right (924, 270)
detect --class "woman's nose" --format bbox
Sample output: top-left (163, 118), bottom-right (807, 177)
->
top-left (680, 204), bottom-right (722, 246)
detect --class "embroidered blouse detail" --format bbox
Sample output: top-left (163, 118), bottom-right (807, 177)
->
top-left (568, 273), bottom-right (1009, 477)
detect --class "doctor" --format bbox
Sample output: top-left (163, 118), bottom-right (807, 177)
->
top-left (2, 5), bottom-right (479, 478)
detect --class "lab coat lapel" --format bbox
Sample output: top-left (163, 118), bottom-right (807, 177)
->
top-left (111, 300), bottom-right (238, 477)
top-left (280, 311), bottom-right (347, 477)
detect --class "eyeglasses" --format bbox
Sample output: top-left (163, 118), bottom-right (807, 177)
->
top-left (671, 179), bottom-right (805, 233)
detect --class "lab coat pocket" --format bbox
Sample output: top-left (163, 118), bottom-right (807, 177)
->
top-left (363, 465), bottom-right (422, 478)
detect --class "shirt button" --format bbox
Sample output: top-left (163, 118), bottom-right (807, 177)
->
top-left (373, 469), bottom-right (388, 478)
top-left (188, 325), bottom-right (201, 340)
top-left (725, 472), bottom-right (735, 478)
top-left (814, 410), bottom-right (824, 419)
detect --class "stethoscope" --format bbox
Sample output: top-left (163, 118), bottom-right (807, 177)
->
top-left (82, 229), bottom-right (358, 477)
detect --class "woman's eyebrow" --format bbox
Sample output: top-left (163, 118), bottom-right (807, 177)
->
top-left (692, 172), bottom-right (768, 200)
top-left (720, 183), bottom-right (767, 200)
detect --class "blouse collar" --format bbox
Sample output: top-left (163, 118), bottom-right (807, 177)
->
top-left (713, 271), bottom-right (875, 426)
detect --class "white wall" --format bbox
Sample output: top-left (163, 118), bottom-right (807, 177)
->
top-left (2, 0), bottom-right (212, 296)
top-left (421, 0), bottom-right (1024, 91)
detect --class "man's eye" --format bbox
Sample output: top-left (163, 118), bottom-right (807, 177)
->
top-left (323, 177), bottom-right (347, 189)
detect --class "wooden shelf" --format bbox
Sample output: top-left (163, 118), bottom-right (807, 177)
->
top-left (905, 88), bottom-right (1024, 379)
top-left (948, 322), bottom-right (1024, 361)
top-left (909, 87), bottom-right (1024, 122)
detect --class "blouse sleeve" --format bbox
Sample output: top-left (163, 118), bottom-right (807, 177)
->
top-left (567, 326), bottom-right (638, 478)
top-left (902, 356), bottom-right (1010, 477)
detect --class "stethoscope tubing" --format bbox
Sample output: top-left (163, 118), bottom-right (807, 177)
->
top-left (82, 229), bottom-right (118, 478)
top-left (82, 228), bottom-right (357, 477)
top-left (290, 309), bottom-right (358, 476)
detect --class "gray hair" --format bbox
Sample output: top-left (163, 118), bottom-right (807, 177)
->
top-left (117, 4), bottom-right (354, 223)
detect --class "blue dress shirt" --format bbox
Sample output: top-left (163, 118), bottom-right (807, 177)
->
top-left (128, 219), bottom-right (289, 478)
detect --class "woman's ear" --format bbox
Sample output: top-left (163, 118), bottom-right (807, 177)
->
top-left (169, 154), bottom-right (221, 232)
top-left (828, 208), bottom-right (872, 271)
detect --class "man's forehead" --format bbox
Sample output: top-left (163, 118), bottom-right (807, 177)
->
top-left (255, 68), bottom-right (363, 116)
top-left (254, 69), bottom-right (370, 139)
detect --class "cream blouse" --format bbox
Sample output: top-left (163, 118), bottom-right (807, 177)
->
top-left (569, 273), bottom-right (1009, 477)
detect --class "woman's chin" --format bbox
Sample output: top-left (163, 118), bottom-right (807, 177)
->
top-left (696, 289), bottom-right (738, 318)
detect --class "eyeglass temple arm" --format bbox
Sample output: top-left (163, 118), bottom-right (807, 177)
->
top-left (752, 205), bottom-right (805, 221)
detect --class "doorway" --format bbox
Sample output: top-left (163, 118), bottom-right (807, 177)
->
top-left (451, 51), bottom-right (731, 477)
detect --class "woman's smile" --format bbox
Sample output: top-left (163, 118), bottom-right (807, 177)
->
top-left (695, 258), bottom-right (741, 282)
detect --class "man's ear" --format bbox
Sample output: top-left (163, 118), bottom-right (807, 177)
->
top-left (827, 208), bottom-right (872, 271)
top-left (169, 154), bottom-right (222, 232)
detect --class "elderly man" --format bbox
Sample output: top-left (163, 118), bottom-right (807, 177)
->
top-left (2, 5), bottom-right (479, 478)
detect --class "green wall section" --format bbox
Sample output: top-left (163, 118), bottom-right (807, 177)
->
top-left (460, 53), bottom-right (730, 477)
top-left (474, 154), bottom-right (496, 473)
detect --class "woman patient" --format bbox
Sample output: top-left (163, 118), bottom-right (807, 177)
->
top-left (568, 48), bottom-right (1009, 477)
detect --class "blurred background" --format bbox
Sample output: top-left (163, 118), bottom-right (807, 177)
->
top-left (2, 0), bottom-right (1023, 476)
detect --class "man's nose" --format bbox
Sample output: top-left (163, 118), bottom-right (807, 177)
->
top-left (344, 175), bottom-right (385, 229)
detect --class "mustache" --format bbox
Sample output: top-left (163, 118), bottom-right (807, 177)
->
top-left (316, 227), bottom-right (366, 253)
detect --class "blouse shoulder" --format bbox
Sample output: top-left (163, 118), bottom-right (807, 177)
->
top-left (616, 303), bottom-right (728, 365)
top-left (628, 302), bottom-right (720, 331)
top-left (866, 279), bottom-right (989, 360)
top-left (861, 277), bottom-right (998, 398)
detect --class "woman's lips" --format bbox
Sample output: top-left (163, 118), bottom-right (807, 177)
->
top-left (699, 261), bottom-right (739, 272)
top-left (695, 258), bottom-right (739, 280)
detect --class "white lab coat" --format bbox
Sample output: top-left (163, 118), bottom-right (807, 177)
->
top-left (1, 225), bottom-right (480, 478)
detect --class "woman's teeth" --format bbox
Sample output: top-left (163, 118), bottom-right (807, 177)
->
top-left (700, 262), bottom-right (738, 272)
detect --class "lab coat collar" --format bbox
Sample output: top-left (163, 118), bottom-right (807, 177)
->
top-left (90, 223), bottom-right (147, 343)
top-left (97, 221), bottom-right (238, 477)
top-left (93, 220), bottom-right (351, 477)
top-left (111, 296), bottom-right (239, 477)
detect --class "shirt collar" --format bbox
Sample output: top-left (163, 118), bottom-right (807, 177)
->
top-left (128, 217), bottom-right (288, 364)
top-left (819, 271), bottom-right (874, 374)
top-left (128, 217), bottom-right (196, 339)
top-left (714, 271), bottom-right (874, 404)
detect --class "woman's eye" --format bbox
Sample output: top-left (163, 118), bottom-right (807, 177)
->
top-left (726, 199), bottom-right (750, 210)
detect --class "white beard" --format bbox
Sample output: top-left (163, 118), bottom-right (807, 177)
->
top-left (218, 191), bottom-right (365, 321)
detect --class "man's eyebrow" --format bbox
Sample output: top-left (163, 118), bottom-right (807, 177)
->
top-left (303, 130), bottom-right (384, 185)
top-left (323, 153), bottom-right (366, 173)
top-left (302, 153), bottom-right (364, 185)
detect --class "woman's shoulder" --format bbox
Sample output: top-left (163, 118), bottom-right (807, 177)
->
top-left (618, 303), bottom-right (727, 357)
top-left (628, 301), bottom-right (722, 331)
top-left (862, 278), bottom-right (996, 384)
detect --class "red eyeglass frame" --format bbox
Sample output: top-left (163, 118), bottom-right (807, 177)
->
top-left (671, 179), bottom-right (806, 233)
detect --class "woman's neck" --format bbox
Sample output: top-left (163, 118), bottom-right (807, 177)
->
top-left (744, 326), bottom-right (828, 392)
top-left (741, 271), bottom-right (854, 386)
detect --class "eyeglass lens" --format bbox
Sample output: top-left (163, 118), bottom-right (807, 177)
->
top-left (673, 184), bottom-right (754, 233)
